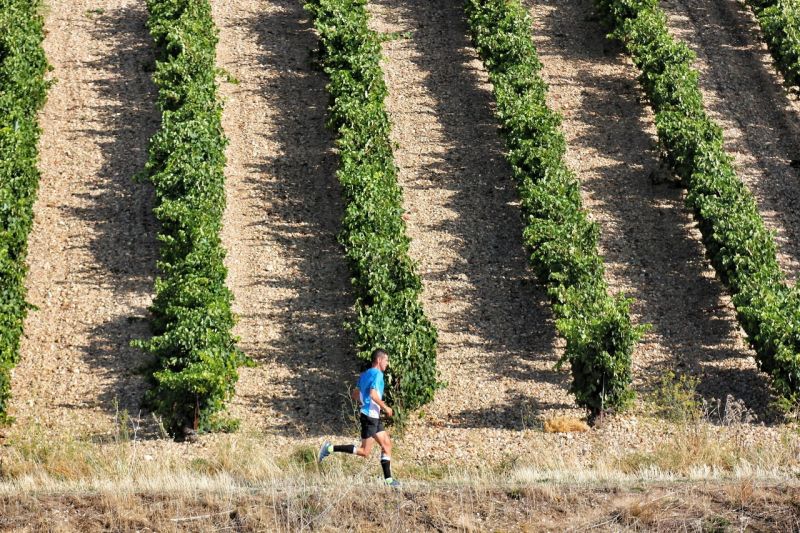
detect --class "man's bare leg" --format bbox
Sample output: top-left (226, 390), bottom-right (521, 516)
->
top-left (374, 431), bottom-right (395, 483)
top-left (374, 431), bottom-right (391, 456)
top-left (354, 437), bottom-right (375, 458)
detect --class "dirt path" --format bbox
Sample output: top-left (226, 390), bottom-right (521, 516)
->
top-left (661, 0), bottom-right (800, 284)
top-left (365, 0), bottom-right (582, 461)
top-left (9, 1), bottom-right (159, 436)
top-left (213, 0), bottom-right (357, 441)
top-left (524, 0), bottom-right (773, 417)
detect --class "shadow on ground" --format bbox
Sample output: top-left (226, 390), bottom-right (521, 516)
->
top-left (61, 5), bottom-right (160, 432)
top-left (371, 0), bottom-right (575, 428)
top-left (230, 0), bottom-right (358, 437)
top-left (451, 394), bottom-right (574, 430)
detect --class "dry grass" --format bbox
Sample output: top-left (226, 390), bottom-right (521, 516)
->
top-left (2, 412), bottom-right (800, 530)
top-left (2, 414), bottom-right (800, 493)
top-left (1, 478), bottom-right (799, 531)
top-left (543, 416), bottom-right (590, 433)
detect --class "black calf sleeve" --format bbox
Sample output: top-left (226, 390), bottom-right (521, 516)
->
top-left (381, 458), bottom-right (392, 479)
top-left (334, 444), bottom-right (356, 454)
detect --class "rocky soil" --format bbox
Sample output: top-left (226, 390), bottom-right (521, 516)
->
top-left (213, 0), bottom-right (358, 447)
top-left (9, 0), bottom-right (159, 437)
top-left (367, 0), bottom-right (582, 458)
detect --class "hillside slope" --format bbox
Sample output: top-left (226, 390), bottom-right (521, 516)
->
top-left (4, 0), bottom-right (794, 466)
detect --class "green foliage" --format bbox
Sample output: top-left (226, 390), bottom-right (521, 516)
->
top-left (747, 0), bottom-right (800, 88)
top-left (0, 0), bottom-right (50, 422)
top-left (304, 0), bottom-right (440, 414)
top-left (646, 371), bottom-right (702, 422)
top-left (596, 0), bottom-right (800, 404)
top-left (135, 0), bottom-right (251, 435)
top-left (465, 0), bottom-right (646, 415)
top-left (286, 445), bottom-right (318, 472)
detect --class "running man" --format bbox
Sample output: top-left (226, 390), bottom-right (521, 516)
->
top-left (318, 348), bottom-right (400, 487)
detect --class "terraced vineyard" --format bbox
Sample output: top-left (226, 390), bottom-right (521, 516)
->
top-left (4, 0), bottom-right (800, 527)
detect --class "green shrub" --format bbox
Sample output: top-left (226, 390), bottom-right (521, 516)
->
top-left (646, 371), bottom-right (702, 422)
top-left (134, 0), bottom-right (251, 435)
top-left (465, 0), bottom-right (646, 415)
top-left (304, 0), bottom-right (440, 415)
top-left (596, 0), bottom-right (800, 404)
top-left (746, 0), bottom-right (800, 88)
top-left (0, 0), bottom-right (50, 424)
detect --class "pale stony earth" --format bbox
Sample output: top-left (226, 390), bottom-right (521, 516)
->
top-left (367, 0), bottom-right (580, 454)
top-left (213, 0), bottom-right (359, 445)
top-left (4, 0), bottom-right (800, 470)
top-left (9, 0), bottom-right (159, 438)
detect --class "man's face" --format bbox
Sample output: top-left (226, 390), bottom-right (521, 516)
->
top-left (379, 355), bottom-right (389, 372)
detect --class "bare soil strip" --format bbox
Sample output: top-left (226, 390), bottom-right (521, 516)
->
top-left (213, 0), bottom-right (357, 440)
top-left (661, 0), bottom-right (800, 283)
top-left (366, 0), bottom-right (583, 462)
top-left (525, 0), bottom-right (773, 417)
top-left (9, 1), bottom-right (159, 436)
top-left (2, 483), bottom-right (799, 531)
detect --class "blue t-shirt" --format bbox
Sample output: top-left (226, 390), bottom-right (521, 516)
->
top-left (358, 367), bottom-right (384, 418)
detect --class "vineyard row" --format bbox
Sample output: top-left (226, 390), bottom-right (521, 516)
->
top-left (465, 0), bottom-right (646, 416)
top-left (304, 0), bottom-right (441, 415)
top-left (0, 0), bottom-right (49, 424)
top-left (595, 0), bottom-right (800, 405)
top-left (132, 0), bottom-right (251, 434)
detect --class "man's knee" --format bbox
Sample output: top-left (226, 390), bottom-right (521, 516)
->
top-left (376, 432), bottom-right (392, 452)
top-left (356, 438), bottom-right (373, 457)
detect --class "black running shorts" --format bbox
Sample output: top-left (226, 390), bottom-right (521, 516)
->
top-left (360, 413), bottom-right (384, 439)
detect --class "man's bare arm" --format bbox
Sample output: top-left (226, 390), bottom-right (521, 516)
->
top-left (351, 387), bottom-right (361, 404)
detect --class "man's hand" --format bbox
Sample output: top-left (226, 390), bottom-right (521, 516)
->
top-left (384, 406), bottom-right (393, 417)
top-left (351, 387), bottom-right (361, 405)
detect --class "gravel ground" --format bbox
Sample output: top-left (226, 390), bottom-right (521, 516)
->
top-left (213, 0), bottom-right (358, 444)
top-left (366, 0), bottom-right (585, 455)
top-left (9, 0), bottom-right (159, 437)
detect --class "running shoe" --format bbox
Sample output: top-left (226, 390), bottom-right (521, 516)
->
top-left (318, 440), bottom-right (332, 463)
top-left (384, 478), bottom-right (401, 488)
